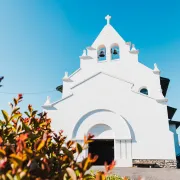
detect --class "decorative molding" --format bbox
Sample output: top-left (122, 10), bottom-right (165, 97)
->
top-left (129, 44), bottom-right (139, 54)
top-left (43, 96), bottom-right (52, 107)
top-left (129, 50), bottom-right (139, 54)
top-left (63, 72), bottom-right (73, 82)
top-left (125, 42), bottom-right (131, 46)
top-left (153, 63), bottom-right (160, 75)
top-left (42, 104), bottom-right (52, 108)
top-left (50, 93), bottom-right (74, 106)
top-left (69, 68), bottom-right (81, 78)
top-left (79, 55), bottom-right (93, 60)
top-left (156, 98), bottom-right (168, 103)
top-left (86, 46), bottom-right (96, 50)
top-left (53, 71), bottom-right (167, 106)
top-left (71, 71), bottom-right (134, 90)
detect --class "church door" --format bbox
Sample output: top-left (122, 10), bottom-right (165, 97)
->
top-left (88, 139), bottom-right (114, 165)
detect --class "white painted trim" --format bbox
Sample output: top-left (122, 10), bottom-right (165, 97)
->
top-left (86, 46), bottom-right (96, 50)
top-left (69, 71), bottom-right (160, 101)
top-left (73, 138), bottom-right (132, 140)
top-left (97, 60), bottom-right (108, 63)
top-left (125, 42), bottom-right (131, 46)
top-left (132, 90), bottom-right (155, 100)
top-left (50, 93), bottom-right (73, 106)
top-left (156, 98), bottom-right (168, 103)
top-left (48, 72), bottom-right (164, 107)
top-left (42, 104), bottom-right (52, 108)
top-left (79, 56), bottom-right (93, 60)
top-left (129, 50), bottom-right (139, 54)
top-left (69, 68), bottom-right (81, 78)
top-left (71, 71), bottom-right (133, 89)
top-left (111, 58), bottom-right (120, 61)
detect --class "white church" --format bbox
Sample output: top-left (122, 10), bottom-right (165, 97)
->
top-left (43, 15), bottom-right (180, 168)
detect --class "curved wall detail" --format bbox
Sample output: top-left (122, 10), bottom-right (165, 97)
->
top-left (88, 124), bottom-right (114, 139)
top-left (73, 109), bottom-right (133, 167)
top-left (72, 109), bottom-right (132, 140)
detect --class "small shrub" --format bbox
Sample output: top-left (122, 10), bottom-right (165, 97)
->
top-left (0, 94), bottom-right (117, 179)
top-left (106, 174), bottom-right (130, 180)
top-left (90, 170), bottom-right (130, 180)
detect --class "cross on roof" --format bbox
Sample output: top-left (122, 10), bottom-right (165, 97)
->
top-left (105, 15), bottom-right (111, 25)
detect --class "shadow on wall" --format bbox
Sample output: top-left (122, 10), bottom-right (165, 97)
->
top-left (88, 124), bottom-right (113, 138)
top-left (72, 109), bottom-right (136, 142)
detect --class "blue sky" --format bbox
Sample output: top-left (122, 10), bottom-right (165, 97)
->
top-left (0, 0), bottom-right (180, 125)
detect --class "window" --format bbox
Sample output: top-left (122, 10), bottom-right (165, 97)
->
top-left (111, 43), bottom-right (119, 60)
top-left (140, 88), bottom-right (148, 95)
top-left (97, 45), bottom-right (106, 61)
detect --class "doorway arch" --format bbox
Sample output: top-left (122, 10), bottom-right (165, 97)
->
top-left (72, 109), bottom-right (131, 140)
top-left (72, 109), bottom-right (133, 167)
top-left (88, 124), bottom-right (114, 139)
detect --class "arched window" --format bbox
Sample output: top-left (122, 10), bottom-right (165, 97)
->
top-left (111, 43), bottom-right (119, 60)
top-left (140, 88), bottom-right (148, 95)
top-left (97, 45), bottom-right (106, 61)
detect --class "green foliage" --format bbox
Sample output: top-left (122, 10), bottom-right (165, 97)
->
top-left (106, 174), bottom-right (130, 180)
top-left (90, 170), bottom-right (130, 180)
top-left (0, 94), bottom-right (117, 180)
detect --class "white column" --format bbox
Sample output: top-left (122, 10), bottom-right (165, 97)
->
top-left (115, 139), bottom-right (132, 167)
top-left (115, 140), bottom-right (121, 159)
top-left (106, 46), bottom-right (111, 61)
top-left (121, 140), bottom-right (126, 159)
top-left (126, 140), bottom-right (132, 159)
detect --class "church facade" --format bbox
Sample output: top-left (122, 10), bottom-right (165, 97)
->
top-left (43, 15), bottom-right (179, 167)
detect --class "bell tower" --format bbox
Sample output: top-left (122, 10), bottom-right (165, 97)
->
top-left (79, 15), bottom-right (139, 69)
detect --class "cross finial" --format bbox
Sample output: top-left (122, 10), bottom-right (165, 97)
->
top-left (105, 15), bottom-right (111, 25)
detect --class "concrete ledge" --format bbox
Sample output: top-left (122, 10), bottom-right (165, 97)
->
top-left (115, 159), bottom-right (132, 167)
top-left (133, 159), bottom-right (177, 168)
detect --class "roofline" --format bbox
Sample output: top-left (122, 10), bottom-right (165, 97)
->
top-left (71, 71), bottom-right (134, 90)
top-left (69, 68), bottom-right (81, 78)
top-left (43, 93), bottom-right (73, 107)
top-left (169, 120), bottom-right (180, 129)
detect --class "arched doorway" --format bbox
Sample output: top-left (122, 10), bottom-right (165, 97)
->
top-left (88, 124), bottom-right (114, 165)
top-left (72, 109), bottom-right (133, 167)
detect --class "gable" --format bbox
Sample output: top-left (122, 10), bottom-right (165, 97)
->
top-left (71, 72), bottom-right (133, 95)
top-left (92, 24), bottom-right (125, 48)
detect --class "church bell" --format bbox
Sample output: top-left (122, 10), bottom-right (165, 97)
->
top-left (113, 49), bottom-right (118, 55)
top-left (99, 50), bottom-right (105, 57)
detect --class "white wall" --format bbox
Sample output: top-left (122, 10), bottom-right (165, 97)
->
top-left (45, 72), bottom-right (175, 160)
top-left (43, 21), bottom-right (176, 164)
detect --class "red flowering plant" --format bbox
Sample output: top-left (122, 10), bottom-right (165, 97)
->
top-left (0, 95), bottom-right (115, 179)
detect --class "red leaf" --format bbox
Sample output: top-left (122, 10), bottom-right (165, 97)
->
top-left (0, 137), bottom-right (3, 145)
top-left (16, 133), bottom-right (28, 142)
